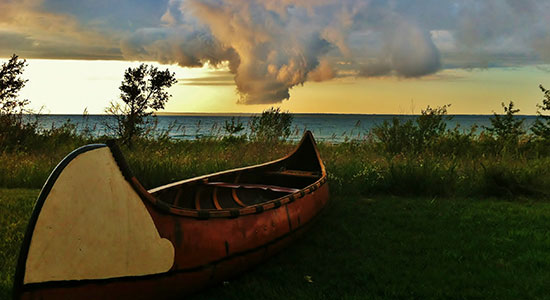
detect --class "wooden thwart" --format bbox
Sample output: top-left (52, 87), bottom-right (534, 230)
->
top-left (265, 170), bottom-right (320, 178)
top-left (204, 182), bottom-right (299, 194)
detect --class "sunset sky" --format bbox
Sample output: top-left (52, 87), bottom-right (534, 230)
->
top-left (1, 0), bottom-right (549, 114)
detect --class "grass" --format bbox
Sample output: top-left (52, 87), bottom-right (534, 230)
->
top-left (2, 112), bottom-right (550, 298)
top-left (4, 106), bottom-right (550, 198)
top-left (4, 138), bottom-right (550, 199)
top-left (0, 189), bottom-right (38, 298)
top-left (2, 189), bottom-right (550, 299)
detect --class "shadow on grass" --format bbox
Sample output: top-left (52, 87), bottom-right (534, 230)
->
top-left (2, 190), bottom-right (550, 299)
top-left (190, 195), bottom-right (550, 299)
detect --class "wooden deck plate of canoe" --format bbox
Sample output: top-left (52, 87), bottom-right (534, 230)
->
top-left (13, 131), bottom-right (329, 299)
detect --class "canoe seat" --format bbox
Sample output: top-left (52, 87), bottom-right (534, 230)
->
top-left (265, 170), bottom-right (320, 178)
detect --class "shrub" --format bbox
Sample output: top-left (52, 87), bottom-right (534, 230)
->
top-left (373, 105), bottom-right (450, 154)
top-left (485, 101), bottom-right (525, 145)
top-left (416, 104), bottom-right (451, 148)
top-left (434, 124), bottom-right (477, 156)
top-left (531, 85), bottom-right (550, 141)
top-left (372, 117), bottom-right (417, 155)
top-left (249, 107), bottom-right (293, 142)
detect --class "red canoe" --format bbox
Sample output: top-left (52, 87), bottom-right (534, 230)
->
top-left (13, 131), bottom-right (329, 299)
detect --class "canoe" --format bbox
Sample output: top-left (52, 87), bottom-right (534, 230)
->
top-left (13, 131), bottom-right (329, 299)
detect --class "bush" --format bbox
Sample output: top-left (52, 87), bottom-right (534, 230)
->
top-left (249, 107), bottom-right (293, 142)
top-left (373, 105), bottom-right (450, 154)
top-left (531, 85), bottom-right (550, 141)
top-left (416, 104), bottom-right (451, 148)
top-left (372, 117), bottom-right (417, 155)
top-left (485, 101), bottom-right (525, 145)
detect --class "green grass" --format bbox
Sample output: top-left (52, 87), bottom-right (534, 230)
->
top-left (4, 138), bottom-right (550, 198)
top-left (0, 189), bottom-right (38, 298)
top-left (2, 189), bottom-right (550, 299)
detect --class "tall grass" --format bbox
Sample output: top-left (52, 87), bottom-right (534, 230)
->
top-left (3, 107), bottom-right (550, 198)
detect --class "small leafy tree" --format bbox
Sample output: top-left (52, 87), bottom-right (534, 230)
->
top-left (0, 55), bottom-right (29, 120)
top-left (106, 64), bottom-right (176, 145)
top-left (485, 101), bottom-right (525, 143)
top-left (249, 107), bottom-right (293, 142)
top-left (531, 85), bottom-right (550, 140)
top-left (0, 54), bottom-right (35, 148)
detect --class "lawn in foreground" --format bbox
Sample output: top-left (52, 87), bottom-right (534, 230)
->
top-left (1, 189), bottom-right (550, 299)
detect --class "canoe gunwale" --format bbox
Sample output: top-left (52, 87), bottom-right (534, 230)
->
top-left (108, 130), bottom-right (328, 219)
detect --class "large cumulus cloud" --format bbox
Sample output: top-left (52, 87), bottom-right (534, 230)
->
top-left (119, 0), bottom-right (445, 103)
top-left (2, 0), bottom-right (550, 104)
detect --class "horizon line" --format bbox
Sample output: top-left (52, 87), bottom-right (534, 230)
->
top-left (24, 112), bottom-right (541, 117)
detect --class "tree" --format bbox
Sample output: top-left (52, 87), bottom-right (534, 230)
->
top-left (0, 54), bottom-right (29, 120)
top-left (106, 64), bottom-right (176, 145)
top-left (485, 101), bottom-right (525, 143)
top-left (249, 107), bottom-right (293, 142)
top-left (531, 84), bottom-right (550, 140)
top-left (0, 54), bottom-right (34, 149)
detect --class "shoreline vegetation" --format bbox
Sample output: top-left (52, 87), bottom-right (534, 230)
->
top-left (3, 101), bottom-right (550, 198)
top-left (2, 55), bottom-right (550, 198)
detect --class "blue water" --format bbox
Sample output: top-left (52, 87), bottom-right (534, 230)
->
top-left (28, 114), bottom-right (538, 143)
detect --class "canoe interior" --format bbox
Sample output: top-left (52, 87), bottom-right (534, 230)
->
top-left (151, 136), bottom-right (323, 210)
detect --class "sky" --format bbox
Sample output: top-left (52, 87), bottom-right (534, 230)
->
top-left (1, 0), bottom-right (549, 114)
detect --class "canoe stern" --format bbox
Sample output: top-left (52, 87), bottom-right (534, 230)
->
top-left (14, 145), bottom-right (174, 299)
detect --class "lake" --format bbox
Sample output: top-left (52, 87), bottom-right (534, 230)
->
top-left (28, 113), bottom-right (537, 143)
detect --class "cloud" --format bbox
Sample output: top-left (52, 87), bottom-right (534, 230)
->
top-left (308, 59), bottom-right (336, 82)
top-left (0, 0), bottom-right (122, 59)
top-left (438, 0), bottom-right (550, 68)
top-left (179, 75), bottom-right (235, 86)
top-left (119, 0), bottom-right (443, 103)
top-left (2, 0), bottom-right (550, 104)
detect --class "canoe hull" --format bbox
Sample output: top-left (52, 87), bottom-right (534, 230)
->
top-left (19, 183), bottom-right (329, 300)
top-left (14, 131), bottom-right (329, 299)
